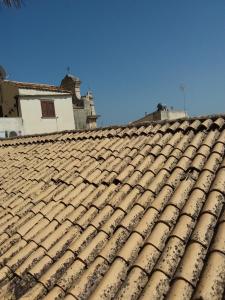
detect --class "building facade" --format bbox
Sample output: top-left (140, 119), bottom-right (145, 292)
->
top-left (0, 75), bottom-right (98, 137)
top-left (0, 80), bottom-right (75, 137)
top-left (132, 103), bottom-right (188, 124)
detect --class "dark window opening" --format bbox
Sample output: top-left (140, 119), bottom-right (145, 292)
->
top-left (41, 100), bottom-right (56, 118)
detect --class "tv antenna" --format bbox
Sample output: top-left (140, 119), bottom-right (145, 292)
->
top-left (179, 83), bottom-right (187, 112)
top-left (0, 65), bottom-right (7, 82)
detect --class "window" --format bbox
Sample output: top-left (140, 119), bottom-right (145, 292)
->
top-left (41, 100), bottom-right (55, 118)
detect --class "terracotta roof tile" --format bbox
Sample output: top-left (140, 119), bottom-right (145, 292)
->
top-left (210, 221), bottom-right (225, 254)
top-left (170, 214), bottom-right (195, 242)
top-left (189, 119), bottom-right (202, 130)
top-left (156, 236), bottom-right (185, 278)
top-left (68, 226), bottom-right (96, 256)
top-left (167, 279), bottom-right (194, 300)
top-left (77, 231), bottom-right (108, 265)
top-left (214, 117), bottom-right (225, 128)
top-left (101, 209), bottom-right (125, 235)
top-left (42, 286), bottom-right (65, 300)
top-left (120, 204), bottom-right (144, 231)
top-left (90, 205), bottom-right (114, 229)
top-left (6, 241), bottom-right (38, 270)
top-left (57, 259), bottom-right (86, 291)
top-left (47, 228), bottom-right (79, 260)
top-left (159, 204), bottom-right (180, 227)
top-left (116, 267), bottom-right (148, 299)
top-left (89, 257), bottom-right (127, 299)
top-left (134, 244), bottom-right (160, 274)
top-left (33, 220), bottom-right (59, 246)
top-left (211, 167), bottom-right (225, 194)
top-left (146, 222), bottom-right (171, 251)
top-left (165, 167), bottom-right (185, 189)
top-left (1, 115), bottom-right (225, 299)
top-left (99, 227), bottom-right (129, 263)
top-left (40, 221), bottom-right (74, 251)
top-left (201, 190), bottom-right (224, 217)
top-left (117, 232), bottom-right (143, 264)
top-left (4, 80), bottom-right (70, 93)
top-left (39, 251), bottom-right (75, 290)
top-left (216, 127), bottom-right (225, 142)
top-left (193, 169), bottom-right (215, 193)
top-left (140, 270), bottom-right (170, 299)
top-left (64, 295), bottom-right (76, 300)
top-left (68, 257), bottom-right (109, 299)
top-left (191, 212), bottom-right (217, 247)
top-left (168, 177), bottom-right (195, 209)
top-left (193, 251), bottom-right (225, 300)
top-left (150, 186), bottom-right (173, 211)
top-left (175, 242), bottom-right (206, 286)
top-left (212, 142), bottom-right (225, 156)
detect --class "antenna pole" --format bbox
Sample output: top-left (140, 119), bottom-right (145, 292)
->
top-left (179, 83), bottom-right (187, 114)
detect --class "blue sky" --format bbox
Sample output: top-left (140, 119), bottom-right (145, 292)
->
top-left (1, 0), bottom-right (225, 125)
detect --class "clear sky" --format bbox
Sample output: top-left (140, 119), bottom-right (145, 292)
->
top-left (1, 0), bottom-right (225, 125)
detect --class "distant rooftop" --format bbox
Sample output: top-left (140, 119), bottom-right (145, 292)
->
top-left (132, 103), bottom-right (188, 124)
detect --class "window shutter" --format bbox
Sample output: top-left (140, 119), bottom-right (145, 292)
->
top-left (49, 102), bottom-right (55, 117)
top-left (41, 101), bottom-right (47, 117)
top-left (41, 101), bottom-right (55, 117)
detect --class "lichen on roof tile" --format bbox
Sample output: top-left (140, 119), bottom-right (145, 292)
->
top-left (0, 114), bottom-right (225, 299)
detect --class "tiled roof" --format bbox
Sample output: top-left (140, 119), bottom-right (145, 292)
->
top-left (0, 115), bottom-right (225, 299)
top-left (3, 80), bottom-right (70, 93)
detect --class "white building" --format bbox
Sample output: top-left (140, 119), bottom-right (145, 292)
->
top-left (132, 103), bottom-right (188, 124)
top-left (0, 80), bottom-right (75, 137)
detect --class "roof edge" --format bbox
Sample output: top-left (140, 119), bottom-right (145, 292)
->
top-left (2, 80), bottom-right (71, 93)
top-left (1, 112), bottom-right (225, 142)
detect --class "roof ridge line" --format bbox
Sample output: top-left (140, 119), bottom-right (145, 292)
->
top-left (0, 113), bottom-right (225, 142)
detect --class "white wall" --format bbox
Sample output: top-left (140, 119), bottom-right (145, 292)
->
top-left (0, 118), bottom-right (23, 131)
top-left (0, 117), bottom-right (23, 137)
top-left (20, 94), bottom-right (75, 135)
top-left (19, 88), bottom-right (67, 96)
top-left (161, 110), bottom-right (188, 120)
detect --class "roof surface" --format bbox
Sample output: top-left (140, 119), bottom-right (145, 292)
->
top-left (0, 115), bottom-right (225, 299)
top-left (2, 80), bottom-right (70, 93)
